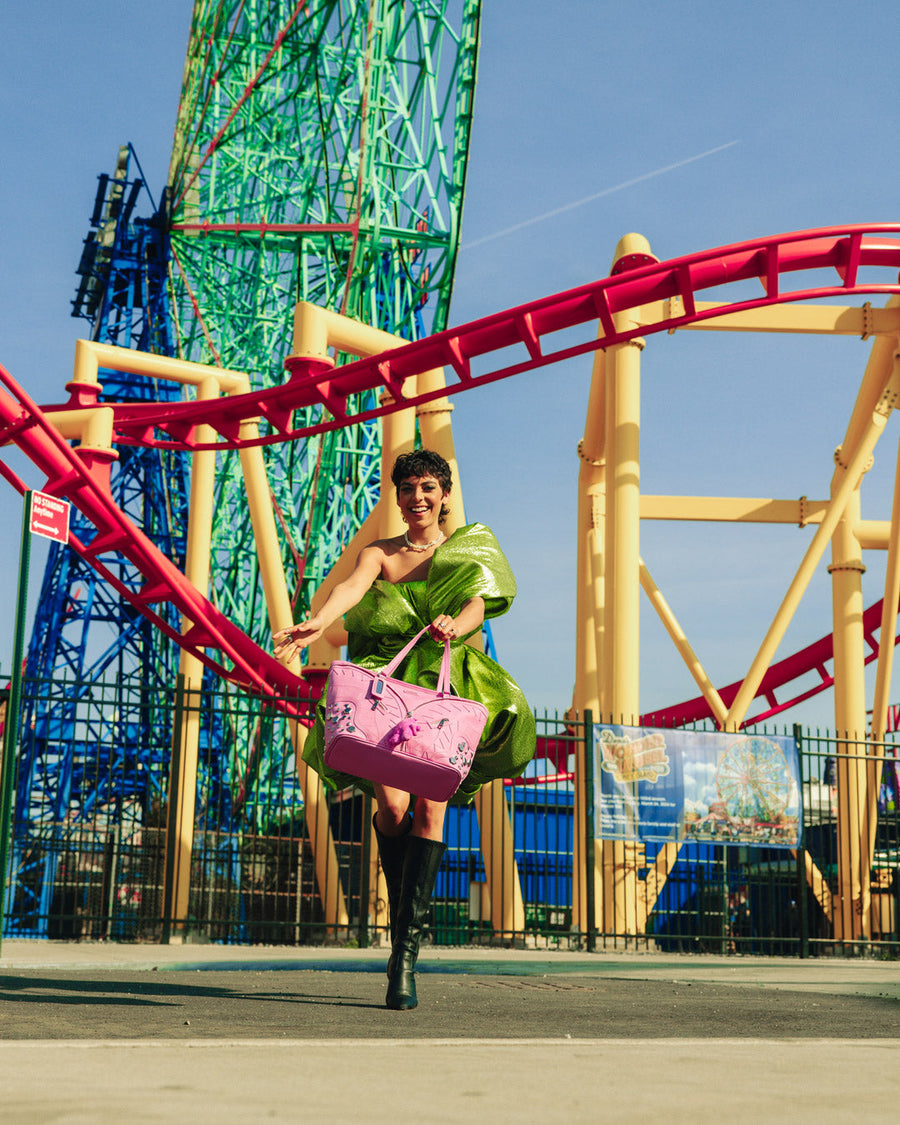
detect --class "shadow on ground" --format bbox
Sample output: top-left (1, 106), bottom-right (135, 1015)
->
top-left (2, 970), bottom-right (899, 1040)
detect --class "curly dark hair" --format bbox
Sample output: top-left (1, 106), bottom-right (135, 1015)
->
top-left (391, 449), bottom-right (452, 524)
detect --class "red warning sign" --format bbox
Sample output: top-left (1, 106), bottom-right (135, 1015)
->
top-left (29, 490), bottom-right (71, 543)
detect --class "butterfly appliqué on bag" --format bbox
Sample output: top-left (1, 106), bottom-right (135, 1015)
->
top-left (449, 740), bottom-right (474, 769)
top-left (325, 701), bottom-right (358, 739)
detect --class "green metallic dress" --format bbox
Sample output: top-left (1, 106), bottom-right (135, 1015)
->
top-left (302, 523), bottom-right (536, 803)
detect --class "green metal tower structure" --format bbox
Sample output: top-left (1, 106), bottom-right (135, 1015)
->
top-left (166, 0), bottom-right (481, 650)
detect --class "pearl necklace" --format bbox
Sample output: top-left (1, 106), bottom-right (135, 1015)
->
top-left (404, 529), bottom-right (444, 553)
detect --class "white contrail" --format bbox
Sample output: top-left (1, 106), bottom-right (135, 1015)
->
top-left (462, 141), bottom-right (740, 250)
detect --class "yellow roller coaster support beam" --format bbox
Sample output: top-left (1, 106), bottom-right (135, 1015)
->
top-left (664, 300), bottom-right (900, 337)
top-left (574, 235), bottom-right (660, 939)
top-left (239, 417), bottom-right (350, 935)
top-left (572, 321), bottom-right (607, 936)
top-left (828, 336), bottom-right (900, 940)
top-left (866, 433), bottom-right (900, 931)
top-left (639, 557), bottom-right (727, 726)
top-left (640, 496), bottom-right (828, 525)
top-left (166, 376), bottom-right (218, 938)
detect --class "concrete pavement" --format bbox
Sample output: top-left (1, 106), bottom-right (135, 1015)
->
top-left (1, 941), bottom-right (899, 1122)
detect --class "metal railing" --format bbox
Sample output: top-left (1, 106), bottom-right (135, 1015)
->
top-left (1, 672), bottom-right (899, 955)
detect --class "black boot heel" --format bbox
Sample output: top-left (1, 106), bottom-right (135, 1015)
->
top-left (386, 835), bottom-right (446, 1011)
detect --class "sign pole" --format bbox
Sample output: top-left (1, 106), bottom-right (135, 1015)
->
top-left (0, 492), bottom-right (34, 955)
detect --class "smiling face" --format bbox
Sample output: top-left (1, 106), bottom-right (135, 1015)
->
top-left (396, 473), bottom-right (449, 534)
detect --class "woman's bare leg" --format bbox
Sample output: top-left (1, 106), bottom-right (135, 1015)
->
top-left (373, 783), bottom-right (411, 835)
top-left (411, 797), bottom-right (447, 841)
top-left (374, 786), bottom-right (447, 841)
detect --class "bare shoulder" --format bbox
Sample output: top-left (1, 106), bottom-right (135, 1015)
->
top-left (362, 536), bottom-right (403, 560)
top-left (356, 537), bottom-right (402, 575)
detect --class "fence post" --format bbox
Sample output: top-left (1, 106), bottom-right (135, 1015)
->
top-left (793, 723), bottom-right (810, 958)
top-left (358, 793), bottom-right (372, 949)
top-left (162, 676), bottom-right (186, 944)
top-left (0, 492), bottom-right (34, 954)
top-left (583, 709), bottom-right (596, 952)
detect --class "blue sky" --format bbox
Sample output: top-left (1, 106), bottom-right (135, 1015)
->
top-left (2, 1), bottom-right (899, 726)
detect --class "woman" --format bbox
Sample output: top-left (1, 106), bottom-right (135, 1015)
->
top-left (274, 450), bottom-right (535, 1010)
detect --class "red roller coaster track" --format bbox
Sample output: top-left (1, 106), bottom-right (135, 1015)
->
top-left (3, 225), bottom-right (900, 726)
top-left (0, 370), bottom-right (307, 711)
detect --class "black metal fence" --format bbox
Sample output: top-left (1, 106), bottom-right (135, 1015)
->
top-left (1, 671), bottom-right (899, 956)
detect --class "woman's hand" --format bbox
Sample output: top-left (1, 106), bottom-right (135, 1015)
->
top-left (428, 613), bottom-right (459, 643)
top-left (428, 597), bottom-right (485, 644)
top-left (274, 617), bottom-right (324, 661)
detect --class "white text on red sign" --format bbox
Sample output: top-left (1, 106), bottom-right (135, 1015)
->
top-left (30, 491), bottom-right (71, 543)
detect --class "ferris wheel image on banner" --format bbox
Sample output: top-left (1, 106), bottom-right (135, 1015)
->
top-left (715, 736), bottom-right (795, 822)
top-left (686, 734), bottom-right (801, 847)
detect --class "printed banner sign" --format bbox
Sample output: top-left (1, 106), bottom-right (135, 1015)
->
top-left (594, 726), bottom-right (802, 849)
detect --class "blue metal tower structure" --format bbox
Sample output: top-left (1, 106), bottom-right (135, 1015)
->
top-left (9, 147), bottom-right (194, 933)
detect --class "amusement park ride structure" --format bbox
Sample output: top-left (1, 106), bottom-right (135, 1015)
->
top-left (7, 0), bottom-right (483, 934)
top-left (2, 2), bottom-right (900, 946)
top-left (4, 224), bottom-right (900, 944)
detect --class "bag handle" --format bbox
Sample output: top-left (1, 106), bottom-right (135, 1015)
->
top-left (381, 624), bottom-right (453, 694)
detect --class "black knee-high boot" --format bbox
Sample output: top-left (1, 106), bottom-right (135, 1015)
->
top-left (373, 815), bottom-right (411, 960)
top-left (386, 836), bottom-right (446, 1011)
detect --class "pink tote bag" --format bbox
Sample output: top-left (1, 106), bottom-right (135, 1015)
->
top-left (323, 625), bottom-right (488, 801)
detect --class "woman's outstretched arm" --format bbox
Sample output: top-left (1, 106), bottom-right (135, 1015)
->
top-left (273, 543), bottom-right (384, 660)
